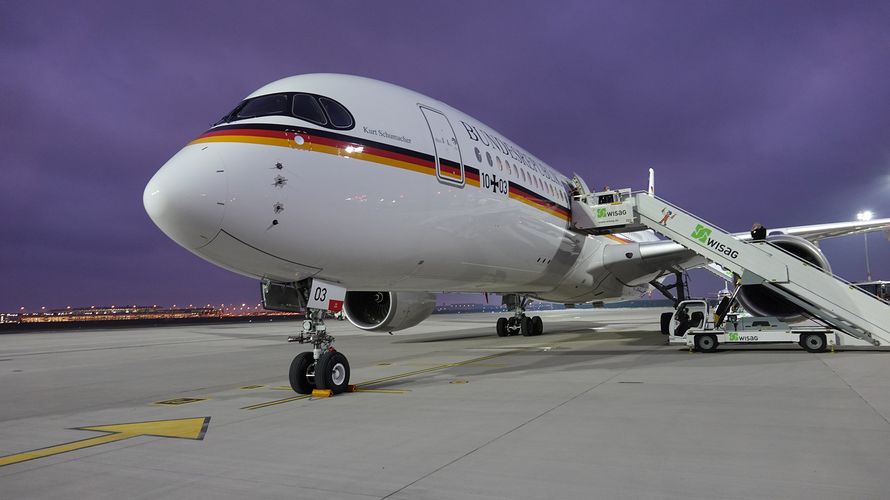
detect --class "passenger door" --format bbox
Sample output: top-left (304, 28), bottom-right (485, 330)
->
top-left (419, 105), bottom-right (464, 187)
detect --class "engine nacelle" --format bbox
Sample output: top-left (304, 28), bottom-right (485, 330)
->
top-left (343, 291), bottom-right (436, 332)
top-left (735, 234), bottom-right (831, 322)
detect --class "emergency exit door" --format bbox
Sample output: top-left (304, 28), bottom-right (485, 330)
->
top-left (419, 106), bottom-right (464, 186)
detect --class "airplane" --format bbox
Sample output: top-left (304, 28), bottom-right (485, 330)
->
top-left (144, 73), bottom-right (890, 395)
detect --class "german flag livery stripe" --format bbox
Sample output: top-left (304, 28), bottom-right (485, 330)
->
top-left (604, 234), bottom-right (633, 244)
top-left (190, 123), bottom-right (567, 221)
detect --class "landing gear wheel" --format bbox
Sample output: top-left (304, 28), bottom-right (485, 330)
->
top-left (532, 316), bottom-right (544, 336)
top-left (695, 334), bottom-right (718, 353)
top-left (496, 317), bottom-right (508, 337)
top-left (315, 351), bottom-right (350, 393)
top-left (520, 316), bottom-right (534, 336)
top-left (289, 352), bottom-right (315, 394)
top-left (660, 312), bottom-right (673, 335)
top-left (801, 333), bottom-right (827, 353)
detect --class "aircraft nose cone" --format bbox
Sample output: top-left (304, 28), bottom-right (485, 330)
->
top-left (144, 146), bottom-right (227, 249)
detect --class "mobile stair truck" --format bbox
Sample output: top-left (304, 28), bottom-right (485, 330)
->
top-left (663, 297), bottom-right (838, 352)
top-left (570, 186), bottom-right (890, 351)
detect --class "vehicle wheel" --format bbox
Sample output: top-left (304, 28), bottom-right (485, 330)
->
top-left (289, 352), bottom-right (315, 394)
top-left (496, 317), bottom-right (508, 337)
top-left (520, 316), bottom-right (533, 336)
top-left (695, 334), bottom-right (718, 353)
top-left (315, 351), bottom-right (350, 393)
top-left (532, 316), bottom-right (544, 336)
top-left (801, 333), bottom-right (826, 353)
top-left (660, 312), bottom-right (673, 335)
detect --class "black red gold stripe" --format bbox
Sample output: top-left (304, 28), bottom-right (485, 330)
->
top-left (190, 123), bottom-right (569, 221)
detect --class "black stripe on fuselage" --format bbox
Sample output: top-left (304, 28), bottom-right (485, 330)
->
top-left (210, 122), bottom-right (568, 210)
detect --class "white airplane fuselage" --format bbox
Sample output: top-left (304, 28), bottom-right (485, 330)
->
top-left (144, 74), bottom-right (659, 304)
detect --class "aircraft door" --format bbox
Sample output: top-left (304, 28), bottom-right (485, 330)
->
top-left (419, 106), bottom-right (464, 186)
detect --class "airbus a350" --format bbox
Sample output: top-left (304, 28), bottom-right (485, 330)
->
top-left (144, 74), bottom-right (889, 394)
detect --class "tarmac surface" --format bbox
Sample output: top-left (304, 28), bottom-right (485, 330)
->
top-left (1, 308), bottom-right (889, 499)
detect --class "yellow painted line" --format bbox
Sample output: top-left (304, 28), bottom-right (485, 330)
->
top-left (348, 388), bottom-right (409, 394)
top-left (239, 385), bottom-right (265, 390)
top-left (240, 394), bottom-right (311, 410)
top-left (355, 350), bottom-right (519, 388)
top-left (240, 336), bottom-right (591, 410)
top-left (0, 417), bottom-right (210, 468)
top-left (152, 397), bottom-right (207, 406)
top-left (242, 349), bottom-right (524, 411)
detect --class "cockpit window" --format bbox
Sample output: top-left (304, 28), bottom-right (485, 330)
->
top-left (292, 94), bottom-right (327, 126)
top-left (235, 93), bottom-right (289, 119)
top-left (319, 97), bottom-right (354, 129)
top-left (214, 92), bottom-right (355, 130)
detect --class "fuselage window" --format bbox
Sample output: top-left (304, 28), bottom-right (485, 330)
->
top-left (235, 93), bottom-right (289, 120)
top-left (319, 97), bottom-right (354, 129)
top-left (496, 157), bottom-right (503, 171)
top-left (292, 94), bottom-right (327, 126)
top-left (475, 147), bottom-right (482, 163)
top-left (486, 152), bottom-right (493, 167)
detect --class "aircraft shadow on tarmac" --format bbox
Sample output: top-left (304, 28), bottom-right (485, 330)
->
top-left (365, 326), bottom-right (855, 390)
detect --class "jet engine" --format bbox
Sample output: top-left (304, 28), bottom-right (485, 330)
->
top-left (735, 234), bottom-right (831, 321)
top-left (343, 291), bottom-right (436, 332)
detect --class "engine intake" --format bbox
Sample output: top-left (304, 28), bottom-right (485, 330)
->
top-left (735, 234), bottom-right (831, 322)
top-left (343, 291), bottom-right (436, 332)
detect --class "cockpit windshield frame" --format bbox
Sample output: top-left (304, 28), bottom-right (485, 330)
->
top-left (214, 92), bottom-right (355, 130)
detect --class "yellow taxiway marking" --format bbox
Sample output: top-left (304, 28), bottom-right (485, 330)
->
top-left (152, 397), bottom-right (207, 406)
top-left (241, 394), bottom-right (311, 410)
top-left (0, 417), bottom-right (210, 468)
top-left (242, 349), bottom-right (522, 410)
top-left (348, 388), bottom-right (409, 394)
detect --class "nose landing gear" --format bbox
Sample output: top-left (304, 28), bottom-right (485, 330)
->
top-left (288, 308), bottom-right (351, 394)
top-left (496, 294), bottom-right (544, 337)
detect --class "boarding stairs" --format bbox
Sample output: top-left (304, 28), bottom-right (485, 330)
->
top-left (571, 189), bottom-right (890, 346)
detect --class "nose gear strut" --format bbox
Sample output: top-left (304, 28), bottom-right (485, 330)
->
top-left (284, 281), bottom-right (351, 395)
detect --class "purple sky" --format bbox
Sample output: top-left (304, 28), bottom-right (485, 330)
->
top-left (2, 1), bottom-right (889, 311)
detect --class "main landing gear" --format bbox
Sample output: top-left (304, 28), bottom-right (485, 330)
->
top-left (288, 308), bottom-right (351, 394)
top-left (496, 294), bottom-right (544, 337)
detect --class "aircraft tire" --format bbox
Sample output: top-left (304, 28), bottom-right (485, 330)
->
top-left (532, 316), bottom-right (544, 336)
top-left (660, 312), bottom-right (673, 335)
top-left (496, 318), bottom-right (508, 337)
top-left (316, 351), bottom-right (351, 393)
top-left (801, 333), bottom-right (827, 353)
top-left (520, 316), bottom-right (533, 336)
top-left (289, 352), bottom-right (315, 394)
top-left (694, 334), bottom-right (718, 353)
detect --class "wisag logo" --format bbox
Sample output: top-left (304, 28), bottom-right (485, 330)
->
top-left (691, 224), bottom-right (739, 259)
top-left (691, 224), bottom-right (712, 243)
top-left (596, 207), bottom-right (607, 218)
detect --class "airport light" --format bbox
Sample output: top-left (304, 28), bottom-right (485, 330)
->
top-left (857, 210), bottom-right (874, 281)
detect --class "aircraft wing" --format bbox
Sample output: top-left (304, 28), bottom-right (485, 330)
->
top-left (619, 218), bottom-right (890, 285)
top-left (748, 218), bottom-right (890, 242)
